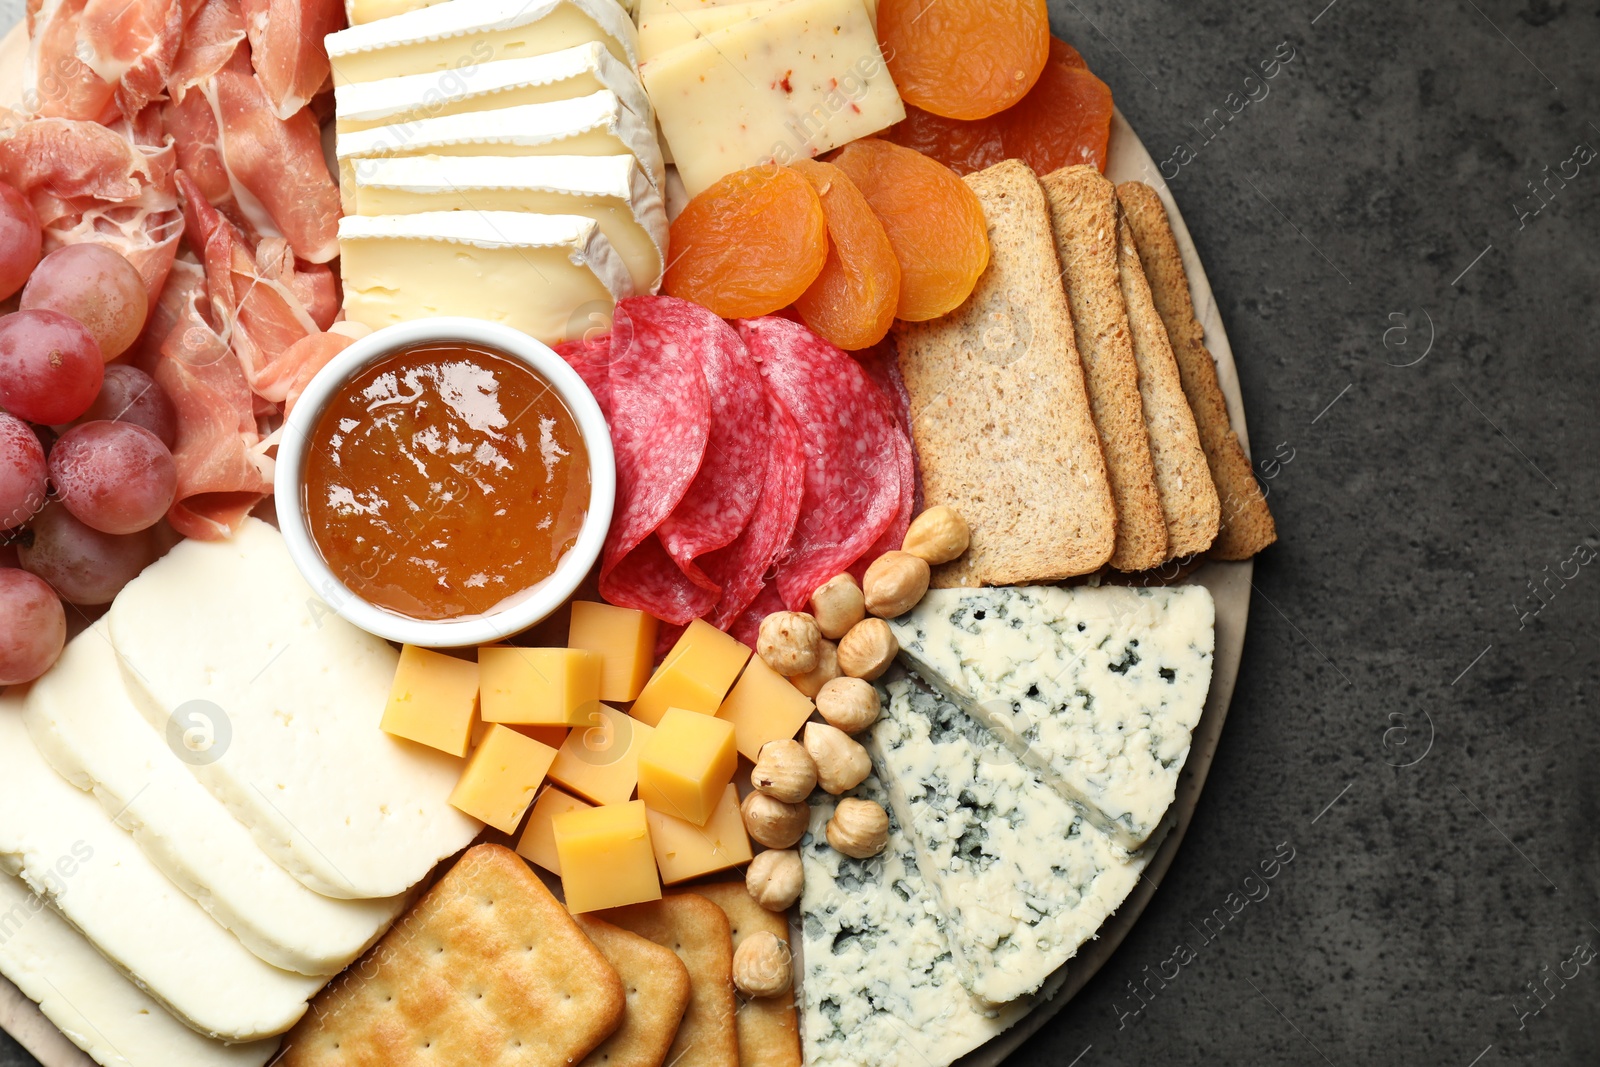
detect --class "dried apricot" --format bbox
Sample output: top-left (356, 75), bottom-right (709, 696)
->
top-left (789, 160), bottom-right (902, 351)
top-left (831, 140), bottom-right (989, 323)
top-left (664, 165), bottom-right (827, 319)
top-left (878, 0), bottom-right (1050, 121)
top-left (886, 39), bottom-right (1114, 176)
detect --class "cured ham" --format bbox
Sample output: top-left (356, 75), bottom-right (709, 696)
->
top-left (26, 0), bottom-right (191, 121)
top-left (239, 0), bottom-right (344, 120)
top-left (167, 0), bottom-right (247, 101)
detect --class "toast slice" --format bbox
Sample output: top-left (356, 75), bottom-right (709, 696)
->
top-left (1117, 181), bottom-right (1277, 559)
top-left (1040, 166), bottom-right (1167, 571)
top-left (893, 159), bottom-right (1116, 585)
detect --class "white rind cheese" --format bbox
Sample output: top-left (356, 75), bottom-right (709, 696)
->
top-left (888, 585), bottom-right (1215, 850)
top-left (799, 779), bottom-right (1031, 1067)
top-left (24, 625), bottom-right (405, 977)
top-left (867, 676), bottom-right (1150, 1005)
top-left (0, 870), bottom-right (281, 1067)
top-left (107, 519), bottom-right (483, 902)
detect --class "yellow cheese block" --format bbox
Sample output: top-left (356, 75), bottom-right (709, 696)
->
top-left (631, 619), bottom-right (751, 727)
top-left (644, 783), bottom-right (752, 884)
top-left (568, 601), bottom-right (659, 703)
top-left (716, 655), bottom-right (814, 762)
top-left (479, 646), bottom-right (603, 726)
top-left (636, 708), bottom-right (738, 827)
top-left (381, 645), bottom-right (480, 757)
top-left (548, 703), bottom-right (655, 805)
top-left (448, 724), bottom-right (559, 833)
top-left (554, 800), bottom-right (663, 912)
top-left (637, 0), bottom-right (783, 61)
top-left (517, 785), bottom-right (593, 874)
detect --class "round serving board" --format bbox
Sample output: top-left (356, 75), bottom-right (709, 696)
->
top-left (0, 21), bottom-right (1251, 1066)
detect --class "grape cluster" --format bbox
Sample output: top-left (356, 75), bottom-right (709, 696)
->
top-left (0, 179), bottom-right (176, 686)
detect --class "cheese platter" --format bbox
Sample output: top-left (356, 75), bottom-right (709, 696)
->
top-left (0, 2), bottom-right (1271, 1065)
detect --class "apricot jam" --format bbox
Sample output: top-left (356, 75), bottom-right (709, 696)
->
top-left (303, 341), bottom-right (591, 621)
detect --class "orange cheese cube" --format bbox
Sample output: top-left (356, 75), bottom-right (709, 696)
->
top-left (517, 786), bottom-right (593, 875)
top-left (447, 724), bottom-right (558, 833)
top-left (645, 783), bottom-right (752, 884)
top-left (636, 707), bottom-right (738, 826)
top-left (479, 646), bottom-right (602, 726)
top-left (381, 645), bottom-right (479, 757)
top-left (554, 800), bottom-right (662, 913)
top-left (548, 703), bottom-right (655, 806)
top-left (568, 601), bottom-right (659, 702)
top-left (716, 655), bottom-right (815, 762)
top-left (631, 620), bottom-right (751, 727)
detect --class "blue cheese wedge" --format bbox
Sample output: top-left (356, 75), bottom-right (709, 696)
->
top-left (799, 778), bottom-right (1032, 1067)
top-left (867, 676), bottom-right (1150, 1005)
top-left (888, 584), bottom-right (1214, 850)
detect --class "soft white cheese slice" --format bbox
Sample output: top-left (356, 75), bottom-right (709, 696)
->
top-left (0, 696), bottom-right (322, 1041)
top-left (339, 210), bottom-right (631, 342)
top-left (0, 868), bottom-right (281, 1067)
top-left (352, 154), bottom-right (666, 294)
top-left (888, 584), bottom-right (1215, 851)
top-left (326, 0), bottom-right (640, 86)
top-left (334, 43), bottom-right (652, 135)
top-left (640, 0), bottom-right (903, 196)
top-left (866, 677), bottom-right (1151, 1005)
top-left (24, 625), bottom-right (406, 977)
top-left (106, 518), bottom-right (483, 901)
top-left (800, 777), bottom-right (1032, 1067)
top-left (349, 0), bottom-right (635, 26)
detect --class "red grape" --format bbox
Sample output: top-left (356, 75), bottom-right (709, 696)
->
top-left (0, 542), bottom-right (18, 568)
top-left (0, 411), bottom-right (47, 531)
top-left (18, 503), bottom-right (157, 605)
top-left (0, 182), bottom-right (42, 302)
top-left (49, 421), bottom-right (177, 535)
top-left (0, 568), bottom-right (65, 684)
top-left (21, 244), bottom-right (149, 360)
top-left (79, 365), bottom-right (178, 448)
top-left (0, 310), bottom-right (104, 424)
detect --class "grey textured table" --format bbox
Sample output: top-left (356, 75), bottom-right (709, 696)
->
top-left (4, 0), bottom-right (1598, 1064)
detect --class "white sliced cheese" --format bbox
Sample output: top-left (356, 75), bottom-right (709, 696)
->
top-left (326, 0), bottom-right (640, 86)
top-left (106, 519), bottom-right (483, 902)
top-left (24, 625), bottom-right (406, 978)
top-left (339, 210), bottom-right (630, 342)
top-left (349, 0), bottom-right (635, 24)
top-left (800, 778), bottom-right (1031, 1067)
top-left (867, 676), bottom-right (1150, 1004)
top-left (641, 0), bottom-right (903, 196)
top-left (352, 154), bottom-right (666, 294)
top-left (636, 0), bottom-right (872, 18)
top-left (636, 0), bottom-right (782, 61)
top-left (334, 43), bottom-right (652, 135)
top-left (0, 869), bottom-right (281, 1067)
top-left (0, 696), bottom-right (322, 1041)
top-left (888, 584), bottom-right (1215, 850)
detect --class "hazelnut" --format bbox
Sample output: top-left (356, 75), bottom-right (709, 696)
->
top-left (751, 740), bottom-right (817, 803)
top-left (804, 722), bottom-right (872, 795)
top-left (758, 611), bottom-right (821, 677)
top-left (826, 797), bottom-right (889, 859)
top-left (902, 506), bottom-right (970, 565)
top-left (791, 639), bottom-right (840, 699)
top-left (809, 573), bottom-right (865, 639)
top-left (863, 551), bottom-right (931, 619)
top-left (741, 790), bottom-right (809, 849)
top-left (732, 931), bottom-right (793, 998)
top-left (746, 849), bottom-right (803, 911)
top-left (815, 677), bottom-right (881, 735)
top-left (837, 618), bottom-right (898, 680)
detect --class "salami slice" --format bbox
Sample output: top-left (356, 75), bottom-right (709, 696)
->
top-left (736, 316), bottom-right (903, 610)
top-left (597, 298), bottom-right (711, 621)
top-left (554, 336), bottom-right (613, 414)
top-left (848, 341), bottom-right (915, 581)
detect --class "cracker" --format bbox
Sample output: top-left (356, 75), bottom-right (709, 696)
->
top-left (1116, 181), bottom-right (1277, 559)
top-left (575, 915), bottom-right (692, 1067)
top-left (601, 894), bottom-right (739, 1067)
top-left (280, 845), bottom-right (624, 1067)
top-left (694, 882), bottom-right (801, 1067)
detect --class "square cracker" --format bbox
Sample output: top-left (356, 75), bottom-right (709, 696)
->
top-left (694, 882), bottom-right (801, 1067)
top-left (575, 915), bottom-right (692, 1067)
top-left (280, 844), bottom-right (624, 1067)
top-left (602, 894), bottom-right (739, 1067)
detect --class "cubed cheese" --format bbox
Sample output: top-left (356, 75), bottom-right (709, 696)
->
top-left (382, 645), bottom-right (480, 757)
top-left (716, 655), bottom-right (814, 762)
top-left (567, 600), bottom-right (660, 702)
top-left (517, 785), bottom-right (593, 874)
top-left (554, 800), bottom-right (662, 912)
top-left (449, 724), bottom-right (559, 832)
top-left (643, 782), bottom-right (751, 883)
top-left (630, 619), bottom-right (751, 727)
top-left (479, 646), bottom-right (603, 726)
top-left (548, 702), bottom-right (654, 804)
top-left (636, 708), bottom-right (737, 826)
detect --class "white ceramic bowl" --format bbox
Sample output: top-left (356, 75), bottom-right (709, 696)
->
top-left (275, 318), bottom-right (615, 648)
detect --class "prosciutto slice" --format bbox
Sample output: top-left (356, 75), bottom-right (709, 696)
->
top-left (26, 0), bottom-right (194, 121)
top-left (240, 0), bottom-right (344, 120)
